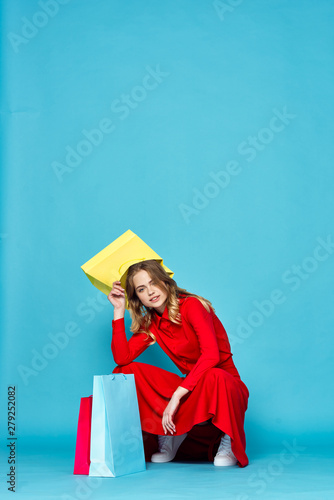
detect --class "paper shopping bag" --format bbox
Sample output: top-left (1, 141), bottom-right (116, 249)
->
top-left (73, 396), bottom-right (93, 475)
top-left (89, 374), bottom-right (146, 477)
top-left (81, 229), bottom-right (173, 308)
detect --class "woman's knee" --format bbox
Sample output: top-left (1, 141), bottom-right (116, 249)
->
top-left (112, 361), bottom-right (138, 374)
top-left (203, 367), bottom-right (239, 389)
top-left (112, 361), bottom-right (154, 375)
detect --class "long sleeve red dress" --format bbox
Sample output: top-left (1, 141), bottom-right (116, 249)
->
top-left (111, 295), bottom-right (249, 467)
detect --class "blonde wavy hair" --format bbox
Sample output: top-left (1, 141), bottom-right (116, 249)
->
top-left (126, 259), bottom-right (215, 345)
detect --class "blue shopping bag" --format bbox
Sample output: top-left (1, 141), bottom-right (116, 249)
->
top-left (89, 374), bottom-right (146, 477)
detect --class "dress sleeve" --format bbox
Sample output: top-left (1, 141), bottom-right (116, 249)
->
top-left (179, 297), bottom-right (220, 392)
top-left (111, 317), bottom-right (151, 365)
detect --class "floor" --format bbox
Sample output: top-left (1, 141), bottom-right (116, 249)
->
top-left (1, 444), bottom-right (333, 499)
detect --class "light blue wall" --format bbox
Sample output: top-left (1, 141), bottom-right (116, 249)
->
top-left (1, 0), bottom-right (333, 452)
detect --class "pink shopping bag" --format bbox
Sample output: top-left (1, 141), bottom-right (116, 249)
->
top-left (73, 396), bottom-right (93, 475)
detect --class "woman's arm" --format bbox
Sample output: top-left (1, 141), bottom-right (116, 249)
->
top-left (178, 297), bottom-right (220, 392)
top-left (162, 386), bottom-right (190, 434)
top-left (108, 281), bottom-right (151, 365)
top-left (173, 386), bottom-right (190, 399)
top-left (111, 317), bottom-right (151, 366)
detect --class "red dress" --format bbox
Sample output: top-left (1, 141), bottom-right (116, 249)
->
top-left (111, 295), bottom-right (249, 467)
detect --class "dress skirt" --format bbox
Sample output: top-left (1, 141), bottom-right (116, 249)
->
top-left (112, 361), bottom-right (249, 467)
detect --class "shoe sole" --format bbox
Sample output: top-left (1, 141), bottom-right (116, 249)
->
top-left (213, 459), bottom-right (237, 466)
top-left (151, 453), bottom-right (175, 463)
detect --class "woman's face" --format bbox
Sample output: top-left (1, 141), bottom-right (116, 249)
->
top-left (133, 270), bottom-right (168, 314)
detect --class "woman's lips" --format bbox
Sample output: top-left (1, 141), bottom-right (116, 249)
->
top-left (150, 295), bottom-right (160, 303)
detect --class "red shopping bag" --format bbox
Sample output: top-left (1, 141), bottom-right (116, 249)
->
top-left (73, 396), bottom-right (93, 475)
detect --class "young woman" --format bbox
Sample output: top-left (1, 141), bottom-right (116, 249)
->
top-left (108, 259), bottom-right (249, 467)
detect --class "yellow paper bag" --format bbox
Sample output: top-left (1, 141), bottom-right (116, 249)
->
top-left (81, 229), bottom-right (174, 309)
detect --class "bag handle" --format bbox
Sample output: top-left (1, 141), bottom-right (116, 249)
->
top-left (110, 374), bottom-right (127, 380)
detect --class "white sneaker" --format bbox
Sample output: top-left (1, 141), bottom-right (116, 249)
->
top-left (214, 434), bottom-right (237, 466)
top-left (151, 433), bottom-right (188, 463)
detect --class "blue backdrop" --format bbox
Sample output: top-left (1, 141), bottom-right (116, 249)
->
top-left (1, 0), bottom-right (333, 455)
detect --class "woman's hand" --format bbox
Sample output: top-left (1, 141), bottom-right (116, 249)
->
top-left (162, 394), bottom-right (181, 435)
top-left (107, 281), bottom-right (126, 316)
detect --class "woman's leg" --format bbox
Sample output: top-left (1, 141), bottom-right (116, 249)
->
top-left (112, 362), bottom-right (249, 467)
top-left (112, 361), bottom-right (186, 436)
top-left (170, 367), bottom-right (249, 467)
